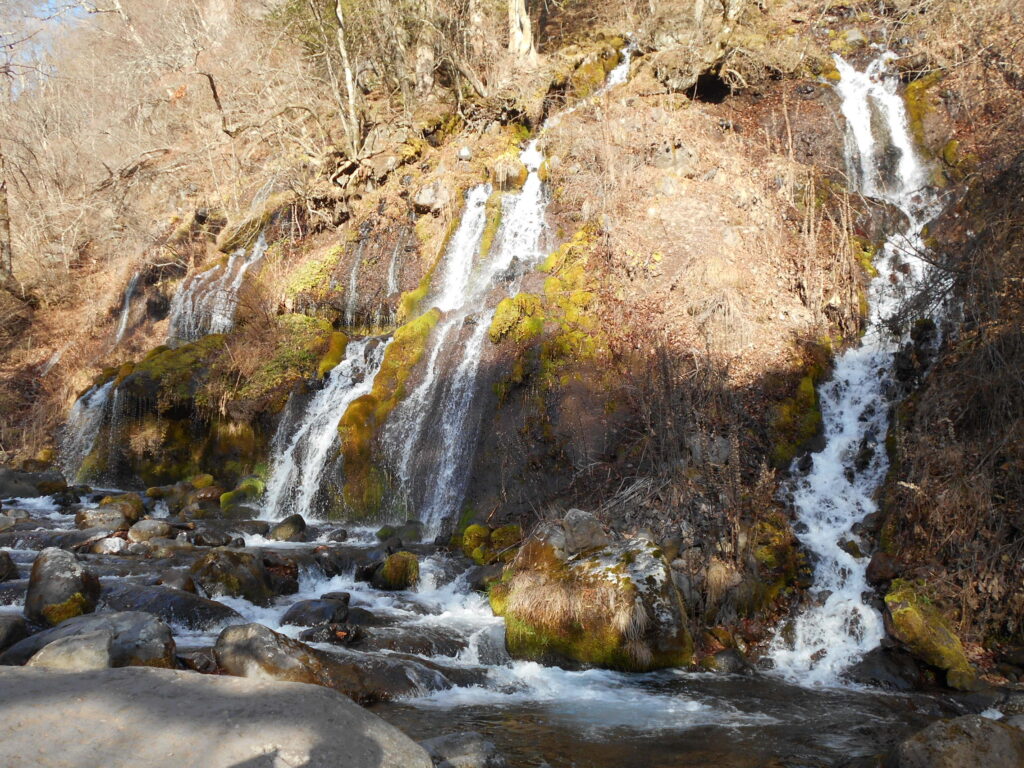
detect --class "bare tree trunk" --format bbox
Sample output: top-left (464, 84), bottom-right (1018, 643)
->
top-left (414, 0), bottom-right (436, 96)
top-left (468, 0), bottom-right (485, 62)
top-left (0, 149), bottom-right (11, 280)
top-left (507, 0), bottom-right (536, 63)
top-left (334, 1), bottom-right (362, 157)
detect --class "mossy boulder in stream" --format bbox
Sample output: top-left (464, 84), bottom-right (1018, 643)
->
top-left (371, 552), bottom-right (420, 591)
top-left (220, 476), bottom-right (265, 515)
top-left (884, 579), bottom-right (978, 690)
top-left (492, 511), bottom-right (693, 671)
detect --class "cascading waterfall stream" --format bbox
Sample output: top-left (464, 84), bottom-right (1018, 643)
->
top-left (112, 271), bottom-right (141, 347)
top-left (263, 338), bottom-right (391, 519)
top-left (59, 380), bottom-right (114, 480)
top-left (167, 232), bottom-right (268, 344)
top-left (768, 54), bottom-right (942, 686)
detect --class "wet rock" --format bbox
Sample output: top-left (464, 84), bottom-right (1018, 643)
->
top-left (0, 550), bottom-right (18, 581)
top-left (127, 519), bottom-right (173, 542)
top-left (298, 623), bottom-right (361, 646)
top-left (884, 579), bottom-right (979, 690)
top-left (371, 551), bottom-right (420, 590)
top-left (156, 570), bottom-right (197, 593)
top-left (262, 551), bottom-right (300, 596)
top-left (396, 520), bottom-right (424, 544)
top-left (75, 506), bottom-right (132, 531)
top-left (846, 647), bottom-right (927, 691)
top-left (26, 628), bottom-right (114, 670)
top-left (891, 714), bottom-right (1024, 768)
top-left (1, 611), bottom-right (175, 667)
top-left (189, 528), bottom-right (233, 547)
top-left (420, 731), bottom-right (507, 768)
top-left (0, 578), bottom-right (27, 606)
top-left (50, 490), bottom-right (79, 507)
top-left (866, 551), bottom-right (898, 585)
top-left (98, 493), bottom-right (145, 522)
top-left (466, 563), bottom-right (504, 592)
top-left (190, 549), bottom-right (276, 605)
top-left (24, 547), bottom-right (101, 626)
top-left (319, 591), bottom-right (351, 608)
top-left (0, 468), bottom-right (66, 498)
top-left (350, 626), bottom-right (465, 658)
top-left (0, 615), bottom-right (28, 652)
top-left (281, 599), bottom-right (350, 627)
top-left (100, 582), bottom-right (242, 631)
top-left (328, 529), bottom-right (349, 543)
top-left (701, 648), bottom-right (753, 675)
top-left (215, 622), bottom-right (447, 703)
top-left (0, 666), bottom-right (434, 768)
top-left (268, 513), bottom-right (306, 542)
top-left (92, 536), bottom-right (129, 555)
top-left (0, 515), bottom-right (14, 533)
top-left (345, 607), bottom-right (397, 626)
top-left (147, 537), bottom-right (194, 558)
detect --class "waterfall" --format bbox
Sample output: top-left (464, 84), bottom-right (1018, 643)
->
top-left (345, 224), bottom-right (372, 328)
top-left (385, 145), bottom-right (549, 535)
top-left (167, 232), bottom-right (268, 344)
top-left (768, 54), bottom-right (941, 685)
top-left (113, 271), bottom-right (142, 346)
top-left (263, 338), bottom-right (391, 519)
top-left (60, 381), bottom-right (114, 480)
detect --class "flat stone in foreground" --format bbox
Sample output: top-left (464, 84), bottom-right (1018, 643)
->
top-left (0, 666), bottom-right (433, 768)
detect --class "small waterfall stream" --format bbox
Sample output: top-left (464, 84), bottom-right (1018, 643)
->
top-left (112, 270), bottom-right (142, 347)
top-left (59, 380), bottom-right (114, 480)
top-left (167, 233), bottom-right (268, 344)
top-left (768, 54), bottom-right (941, 685)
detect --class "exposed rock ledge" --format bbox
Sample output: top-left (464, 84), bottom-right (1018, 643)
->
top-left (0, 666), bottom-right (432, 768)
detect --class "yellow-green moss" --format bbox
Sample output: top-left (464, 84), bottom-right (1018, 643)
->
top-left (220, 475), bottom-right (265, 510)
top-left (479, 191), bottom-right (504, 258)
top-left (489, 294), bottom-right (545, 344)
top-left (40, 593), bottom-right (91, 626)
top-left (188, 474), bottom-right (214, 489)
top-left (218, 192), bottom-right (293, 253)
top-left (318, 332), bottom-right (349, 379)
top-left (568, 45), bottom-right (621, 100)
top-left (852, 236), bottom-right (880, 278)
top-left (904, 70), bottom-right (944, 149)
top-left (130, 335), bottom-right (227, 411)
top-left (230, 315), bottom-right (332, 406)
top-left (286, 245), bottom-right (344, 302)
top-left (884, 579), bottom-right (977, 689)
top-left (337, 309), bottom-right (441, 516)
top-left (376, 551), bottom-right (420, 590)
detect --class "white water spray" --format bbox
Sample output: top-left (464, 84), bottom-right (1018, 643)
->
top-left (113, 271), bottom-right (142, 346)
top-left (769, 54), bottom-right (940, 685)
top-left (60, 381), bottom-right (114, 480)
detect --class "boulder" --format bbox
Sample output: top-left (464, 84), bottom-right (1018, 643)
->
top-left (268, 513), bottom-right (306, 542)
top-left (845, 646), bottom-right (928, 691)
top-left (24, 548), bottom-right (101, 626)
top-left (413, 180), bottom-right (451, 215)
top-left (98, 493), bottom-right (145, 522)
top-left (0, 615), bottom-right (28, 652)
top-left (0, 550), bottom-right (18, 581)
top-left (190, 549), bottom-right (276, 605)
top-left (281, 599), bottom-right (349, 627)
top-left (75, 506), bottom-right (132, 531)
top-left (866, 551), bottom-right (898, 585)
top-left (26, 628), bottom-right (114, 671)
top-left (215, 623), bottom-right (449, 703)
top-left (892, 715), bottom-right (1024, 768)
top-left (0, 515), bottom-right (14, 533)
top-left (491, 535), bottom-right (692, 671)
top-left (0, 666), bottom-right (433, 768)
top-left (562, 509), bottom-right (610, 554)
top-left (1, 611), bottom-right (175, 667)
top-left (0, 468), bottom-right (67, 498)
top-left (100, 582), bottom-right (242, 631)
top-left (420, 732), bottom-right (507, 768)
top-left (127, 519), bottom-right (173, 542)
top-left (884, 579), bottom-right (978, 690)
top-left (371, 551), bottom-right (420, 590)
top-left (92, 537), bottom-right (129, 555)
top-left (156, 570), bottom-right (197, 593)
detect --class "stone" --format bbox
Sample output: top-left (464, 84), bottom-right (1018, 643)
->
top-left (189, 528), bottom-right (233, 547)
top-left (127, 518), bottom-right (173, 542)
top-left (100, 582), bottom-right (242, 631)
top-left (268, 513), bottom-right (307, 542)
top-left (24, 548), bottom-right (101, 626)
top-left (1, 611), bottom-right (175, 667)
top-left (843, 28), bottom-right (868, 47)
top-left (75, 506), bottom-right (131, 531)
top-left (413, 180), bottom-right (451, 215)
top-left (371, 551), bottom-right (420, 590)
top-left (156, 569), bottom-right (197, 593)
top-left (845, 647), bottom-right (926, 691)
top-left (0, 615), bottom-right (28, 652)
top-left (0, 666), bottom-right (433, 768)
top-left (0, 550), bottom-right (18, 581)
top-left (892, 715), bottom-right (1024, 768)
top-left (458, 146), bottom-right (473, 161)
top-left (420, 731), bottom-right (507, 768)
top-left (26, 628), bottom-right (114, 671)
top-left (214, 622), bottom-right (448, 703)
top-left (0, 468), bottom-right (66, 498)
top-left (884, 579), bottom-right (978, 690)
top-left (190, 549), bottom-right (276, 605)
top-left (0, 515), bottom-right (14, 533)
top-left (866, 551), bottom-right (898, 585)
top-left (92, 537), bottom-right (129, 555)
top-left (98, 493), bottom-right (145, 522)
top-left (281, 599), bottom-right (349, 627)
top-left (562, 509), bottom-right (610, 554)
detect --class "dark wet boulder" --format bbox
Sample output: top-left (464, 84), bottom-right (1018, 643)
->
top-left (214, 622), bottom-right (449, 703)
top-left (100, 582), bottom-right (242, 631)
top-left (351, 625), bottom-right (466, 658)
top-left (319, 591), bottom-right (351, 608)
top-left (190, 550), bottom-right (276, 606)
top-left (0, 578), bottom-right (27, 606)
top-left (50, 490), bottom-right (79, 508)
top-left (846, 647), bottom-right (927, 691)
top-left (188, 528), bottom-right (232, 547)
top-left (280, 599), bottom-right (349, 627)
top-left (0, 666), bottom-right (434, 768)
top-left (420, 732), bottom-right (507, 768)
top-left (261, 551), bottom-right (300, 596)
top-left (0, 551), bottom-right (18, 582)
top-left (0, 615), bottom-right (28, 652)
top-left (700, 648), bottom-right (753, 675)
top-left (155, 570), bottom-right (197, 593)
top-left (0, 468), bottom-right (67, 498)
top-left (298, 623), bottom-right (361, 646)
top-left (866, 551), bottom-right (898, 585)
top-left (98, 493), bottom-right (145, 522)
top-left (24, 548), bottom-right (101, 626)
top-left (194, 519), bottom-right (270, 539)
top-left (371, 551), bottom-right (420, 590)
top-left (891, 714), bottom-right (1024, 768)
top-left (268, 514), bottom-right (306, 542)
top-left (25, 628), bottom-right (114, 670)
top-left (466, 563), bottom-right (504, 592)
top-left (1, 611), bottom-right (175, 667)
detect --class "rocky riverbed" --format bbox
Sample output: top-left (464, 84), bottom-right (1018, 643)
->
top-left (3, 467), bottom-right (1024, 767)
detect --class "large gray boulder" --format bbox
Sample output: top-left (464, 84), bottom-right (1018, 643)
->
top-left (24, 547), bottom-right (101, 626)
top-left (25, 628), bottom-right (114, 671)
top-left (561, 508), bottom-right (610, 555)
top-left (0, 666), bottom-right (433, 768)
top-left (1, 611), bottom-right (175, 668)
top-left (99, 582), bottom-right (242, 631)
top-left (893, 715), bottom-right (1024, 768)
top-left (0, 468), bottom-right (66, 498)
top-left (0, 615), bottom-right (28, 652)
top-left (190, 549), bottom-right (276, 605)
